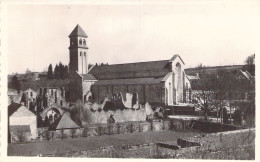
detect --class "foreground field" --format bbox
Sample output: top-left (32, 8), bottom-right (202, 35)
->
top-left (8, 130), bottom-right (200, 156)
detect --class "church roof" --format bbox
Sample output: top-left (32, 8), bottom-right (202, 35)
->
top-left (69, 24), bottom-right (88, 38)
top-left (93, 77), bottom-right (165, 86)
top-left (80, 74), bottom-right (97, 81)
top-left (89, 60), bottom-right (170, 75)
top-left (49, 113), bottom-right (79, 130)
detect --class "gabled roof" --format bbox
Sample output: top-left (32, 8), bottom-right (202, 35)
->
top-left (69, 24), bottom-right (88, 38)
top-left (169, 54), bottom-right (185, 65)
top-left (80, 74), bottom-right (97, 81)
top-left (93, 77), bottom-right (164, 86)
top-left (9, 125), bottom-right (31, 134)
top-left (236, 70), bottom-right (252, 81)
top-left (8, 102), bottom-right (22, 117)
top-left (10, 105), bottom-right (36, 117)
top-left (89, 60), bottom-right (169, 75)
top-left (49, 113), bottom-right (79, 130)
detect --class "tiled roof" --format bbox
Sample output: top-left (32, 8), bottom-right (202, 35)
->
top-left (69, 24), bottom-right (88, 38)
top-left (8, 102), bottom-right (22, 117)
top-left (80, 74), bottom-right (97, 81)
top-left (89, 60), bottom-right (169, 75)
top-left (49, 113), bottom-right (79, 130)
top-left (9, 125), bottom-right (31, 134)
top-left (93, 77), bottom-right (164, 86)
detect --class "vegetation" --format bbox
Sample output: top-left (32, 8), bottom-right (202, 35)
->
top-left (11, 75), bottom-right (21, 93)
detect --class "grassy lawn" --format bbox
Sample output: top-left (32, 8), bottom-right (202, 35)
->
top-left (8, 130), bottom-right (202, 156)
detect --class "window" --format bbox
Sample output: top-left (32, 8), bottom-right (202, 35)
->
top-left (51, 90), bottom-right (53, 95)
top-left (30, 92), bottom-right (33, 97)
top-left (84, 52), bottom-right (86, 56)
top-left (60, 100), bottom-right (63, 106)
top-left (79, 39), bottom-right (82, 45)
top-left (83, 39), bottom-right (86, 45)
top-left (80, 51), bottom-right (82, 56)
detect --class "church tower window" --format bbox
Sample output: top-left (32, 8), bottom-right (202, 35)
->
top-left (80, 51), bottom-right (82, 56)
top-left (83, 39), bottom-right (86, 45)
top-left (79, 38), bottom-right (82, 45)
top-left (84, 52), bottom-right (86, 56)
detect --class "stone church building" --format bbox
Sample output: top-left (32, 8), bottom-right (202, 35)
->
top-left (69, 25), bottom-right (192, 106)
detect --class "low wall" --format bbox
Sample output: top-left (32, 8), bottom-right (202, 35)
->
top-left (81, 107), bottom-right (146, 124)
top-left (44, 143), bottom-right (158, 158)
top-left (189, 120), bottom-right (245, 133)
top-left (43, 128), bottom-right (254, 159)
top-left (156, 128), bottom-right (255, 159)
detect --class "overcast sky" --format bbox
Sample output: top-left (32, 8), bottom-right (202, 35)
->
top-left (6, 1), bottom-right (260, 74)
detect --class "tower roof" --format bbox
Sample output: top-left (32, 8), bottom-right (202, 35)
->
top-left (69, 24), bottom-right (88, 38)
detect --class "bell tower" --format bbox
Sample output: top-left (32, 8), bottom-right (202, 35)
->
top-left (69, 24), bottom-right (88, 75)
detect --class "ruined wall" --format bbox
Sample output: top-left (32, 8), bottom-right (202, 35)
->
top-left (91, 83), bottom-right (164, 105)
top-left (80, 106), bottom-right (146, 124)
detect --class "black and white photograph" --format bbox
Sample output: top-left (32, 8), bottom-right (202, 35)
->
top-left (0, 0), bottom-right (258, 161)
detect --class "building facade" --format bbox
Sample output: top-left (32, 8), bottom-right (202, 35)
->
top-left (69, 25), bottom-right (192, 106)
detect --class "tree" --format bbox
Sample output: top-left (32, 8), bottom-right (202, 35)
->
top-left (47, 64), bottom-right (53, 79)
top-left (245, 54), bottom-right (255, 66)
top-left (25, 68), bottom-right (31, 74)
top-left (54, 64), bottom-right (59, 77)
top-left (70, 129), bottom-right (77, 138)
top-left (244, 54), bottom-right (255, 76)
top-left (192, 76), bottom-right (217, 120)
top-left (11, 75), bottom-right (21, 93)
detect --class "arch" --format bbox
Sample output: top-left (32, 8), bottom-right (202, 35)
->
top-left (83, 39), bottom-right (86, 45)
top-left (46, 107), bottom-right (62, 123)
top-left (79, 38), bottom-right (82, 45)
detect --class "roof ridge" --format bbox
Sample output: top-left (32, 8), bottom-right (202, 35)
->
top-left (95, 59), bottom-right (169, 67)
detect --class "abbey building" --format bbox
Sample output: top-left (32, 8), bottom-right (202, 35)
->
top-left (69, 24), bottom-right (192, 106)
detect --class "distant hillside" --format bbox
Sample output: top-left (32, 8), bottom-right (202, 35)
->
top-left (185, 65), bottom-right (254, 77)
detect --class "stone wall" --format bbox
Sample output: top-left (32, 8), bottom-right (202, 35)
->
top-left (81, 107), bottom-right (147, 124)
top-left (156, 128), bottom-right (255, 159)
top-left (91, 83), bottom-right (164, 105)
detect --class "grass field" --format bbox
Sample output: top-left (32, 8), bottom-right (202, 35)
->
top-left (8, 130), bottom-right (202, 156)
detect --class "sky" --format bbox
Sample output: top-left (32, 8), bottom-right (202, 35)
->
top-left (6, 1), bottom-right (260, 74)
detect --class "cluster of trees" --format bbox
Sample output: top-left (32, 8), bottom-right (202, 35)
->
top-left (193, 55), bottom-right (255, 127)
top-left (11, 75), bottom-right (21, 93)
top-left (48, 62), bottom-right (69, 79)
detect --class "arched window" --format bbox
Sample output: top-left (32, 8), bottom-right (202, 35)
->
top-left (80, 51), bottom-right (82, 56)
top-left (83, 39), bottom-right (86, 45)
top-left (30, 92), bottom-right (33, 97)
top-left (51, 89), bottom-right (53, 95)
top-left (79, 39), bottom-right (82, 45)
top-left (60, 100), bottom-right (63, 106)
top-left (84, 52), bottom-right (86, 56)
